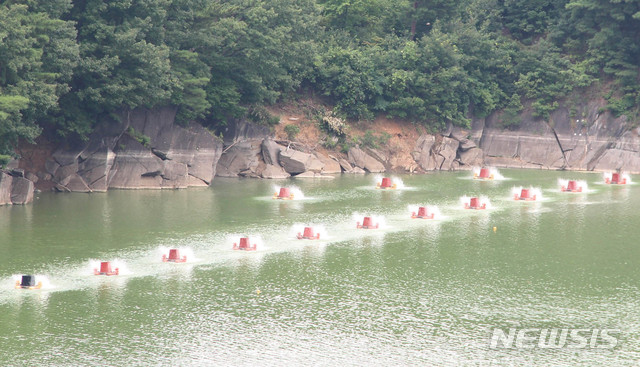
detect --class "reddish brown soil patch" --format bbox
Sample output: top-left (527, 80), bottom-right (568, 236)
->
top-left (269, 101), bottom-right (421, 171)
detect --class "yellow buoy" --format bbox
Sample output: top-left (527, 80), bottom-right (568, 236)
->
top-left (493, 226), bottom-right (497, 233)
top-left (256, 288), bottom-right (261, 295)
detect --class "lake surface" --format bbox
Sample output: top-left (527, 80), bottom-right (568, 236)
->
top-left (1, 169), bottom-right (639, 366)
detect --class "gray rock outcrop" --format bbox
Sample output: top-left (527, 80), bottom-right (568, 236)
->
top-left (338, 158), bottom-right (354, 173)
top-left (315, 152), bottom-right (342, 174)
top-left (38, 106), bottom-right (223, 192)
top-left (412, 136), bottom-right (459, 171)
top-left (10, 92), bottom-right (640, 206)
top-left (0, 172), bottom-right (13, 205)
top-left (405, 97), bottom-right (640, 174)
top-left (347, 147), bottom-right (385, 173)
top-left (475, 100), bottom-right (640, 172)
top-left (0, 171), bottom-right (34, 205)
top-left (215, 140), bottom-right (262, 177)
top-left (458, 147), bottom-right (484, 167)
top-left (10, 176), bottom-right (34, 204)
top-left (279, 149), bottom-right (325, 175)
top-left (262, 139), bottom-right (283, 166)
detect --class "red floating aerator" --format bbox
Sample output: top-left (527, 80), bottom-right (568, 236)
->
top-left (412, 206), bottom-right (435, 219)
top-left (357, 216), bottom-right (379, 229)
top-left (561, 180), bottom-right (582, 192)
top-left (605, 173), bottom-right (626, 185)
top-left (297, 226), bottom-right (320, 240)
top-left (162, 248), bottom-right (187, 263)
top-left (514, 188), bottom-right (536, 201)
top-left (94, 261), bottom-right (119, 276)
top-left (273, 187), bottom-right (294, 200)
top-left (474, 168), bottom-right (494, 180)
top-left (465, 197), bottom-right (487, 210)
top-left (233, 237), bottom-right (257, 251)
top-left (376, 177), bottom-right (396, 189)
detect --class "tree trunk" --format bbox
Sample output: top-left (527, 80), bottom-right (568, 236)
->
top-left (410, 1), bottom-right (418, 40)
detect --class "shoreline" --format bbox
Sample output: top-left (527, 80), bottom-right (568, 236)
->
top-left (5, 98), bottom-right (640, 205)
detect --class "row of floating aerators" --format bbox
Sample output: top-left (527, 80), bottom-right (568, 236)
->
top-left (14, 249), bottom-right (188, 287)
top-left (13, 168), bottom-right (631, 287)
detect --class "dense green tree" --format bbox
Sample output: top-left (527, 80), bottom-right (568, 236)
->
top-left (409, 0), bottom-right (468, 39)
top-left (318, 0), bottom-right (412, 39)
top-left (165, 0), bottom-right (320, 125)
top-left (315, 37), bottom-right (384, 120)
top-left (498, 0), bottom-right (567, 44)
top-left (0, 1), bottom-right (78, 154)
top-left (559, 0), bottom-right (640, 117)
top-left (64, 0), bottom-right (174, 133)
top-left (0, 4), bottom-right (38, 151)
top-left (0, 0), bottom-right (639, 153)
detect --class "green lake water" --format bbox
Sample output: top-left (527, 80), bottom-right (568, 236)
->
top-left (1, 169), bottom-right (639, 366)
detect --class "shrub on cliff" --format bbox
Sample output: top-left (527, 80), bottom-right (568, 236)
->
top-left (284, 124), bottom-right (300, 140)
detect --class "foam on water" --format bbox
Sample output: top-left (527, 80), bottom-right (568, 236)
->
top-left (480, 195), bottom-right (493, 209)
top-left (0, 198), bottom-right (480, 303)
top-left (1, 181), bottom-right (523, 305)
top-left (392, 177), bottom-right (406, 189)
top-left (0, 201), bottom-right (464, 305)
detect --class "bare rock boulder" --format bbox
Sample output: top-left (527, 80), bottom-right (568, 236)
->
top-left (215, 140), bottom-right (262, 177)
top-left (0, 172), bottom-right (13, 205)
top-left (10, 176), bottom-right (34, 204)
top-left (347, 147), bottom-right (385, 173)
top-left (435, 137), bottom-right (460, 171)
top-left (412, 135), bottom-right (437, 171)
top-left (315, 152), bottom-right (341, 174)
top-left (459, 147), bottom-right (484, 167)
top-left (338, 158), bottom-right (354, 173)
top-left (279, 149), bottom-right (325, 174)
top-left (77, 147), bottom-right (116, 192)
top-left (261, 139), bottom-right (285, 166)
top-left (108, 135), bottom-right (166, 188)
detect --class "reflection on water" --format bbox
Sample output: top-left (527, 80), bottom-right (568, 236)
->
top-left (0, 170), bottom-right (639, 365)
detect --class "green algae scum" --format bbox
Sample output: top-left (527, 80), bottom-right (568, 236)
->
top-left (1, 169), bottom-right (639, 365)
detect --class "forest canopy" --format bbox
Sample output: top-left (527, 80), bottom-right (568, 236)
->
top-left (1, 0), bottom-right (639, 155)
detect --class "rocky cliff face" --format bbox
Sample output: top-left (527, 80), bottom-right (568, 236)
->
top-left (7, 98), bottom-right (640, 206)
top-left (408, 99), bottom-right (640, 174)
top-left (215, 98), bottom-right (640, 180)
top-left (474, 99), bottom-right (640, 172)
top-left (0, 169), bottom-right (34, 205)
top-left (25, 107), bottom-right (223, 195)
